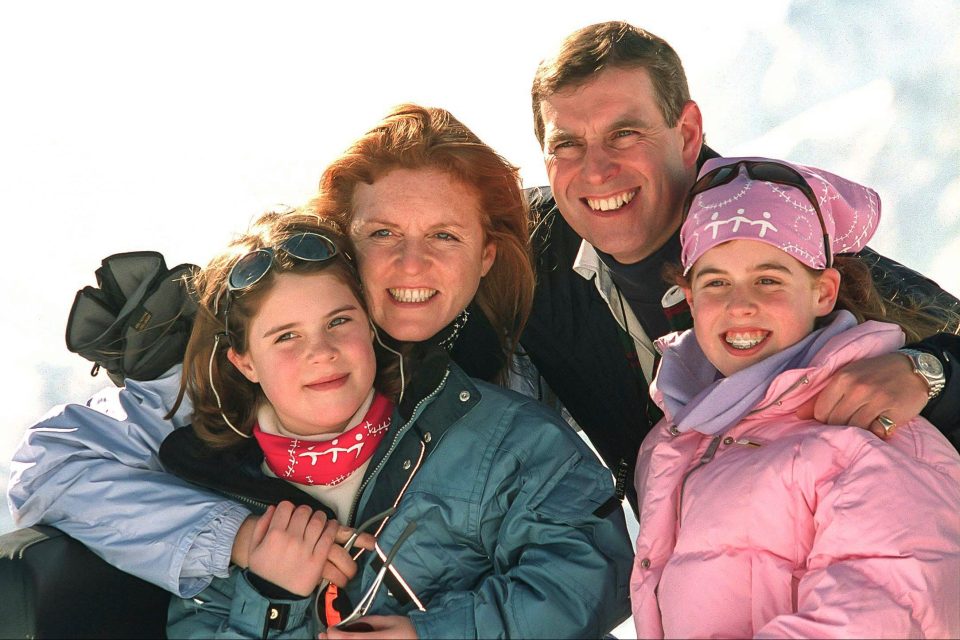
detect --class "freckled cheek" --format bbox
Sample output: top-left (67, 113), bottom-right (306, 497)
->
top-left (355, 250), bottom-right (387, 281)
top-left (271, 354), bottom-right (305, 378)
top-left (255, 358), bottom-right (300, 394)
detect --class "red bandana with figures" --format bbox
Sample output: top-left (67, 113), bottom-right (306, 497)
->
top-left (253, 393), bottom-right (393, 486)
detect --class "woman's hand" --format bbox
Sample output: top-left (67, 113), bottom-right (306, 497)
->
top-left (320, 615), bottom-right (417, 639)
top-left (247, 501), bottom-right (348, 596)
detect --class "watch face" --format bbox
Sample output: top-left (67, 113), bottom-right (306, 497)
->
top-left (917, 352), bottom-right (944, 377)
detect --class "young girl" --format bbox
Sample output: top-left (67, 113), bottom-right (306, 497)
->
top-left (160, 210), bottom-right (632, 638)
top-left (631, 157), bottom-right (960, 638)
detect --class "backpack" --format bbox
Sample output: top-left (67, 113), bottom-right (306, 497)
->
top-left (65, 251), bottom-right (199, 386)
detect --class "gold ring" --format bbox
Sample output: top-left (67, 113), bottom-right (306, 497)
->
top-left (875, 414), bottom-right (896, 437)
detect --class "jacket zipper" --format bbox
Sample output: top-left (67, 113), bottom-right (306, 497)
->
top-left (224, 491), bottom-right (271, 512)
top-left (675, 375), bottom-right (811, 524)
top-left (677, 435), bottom-right (721, 524)
top-left (346, 369), bottom-right (450, 527)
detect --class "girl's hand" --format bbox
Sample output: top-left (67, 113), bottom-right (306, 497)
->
top-left (230, 514), bottom-right (260, 568)
top-left (321, 524), bottom-right (376, 587)
top-left (247, 501), bottom-right (343, 596)
top-left (320, 615), bottom-right (417, 639)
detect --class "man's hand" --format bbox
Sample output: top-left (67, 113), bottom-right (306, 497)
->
top-left (247, 502), bottom-right (350, 596)
top-left (320, 615), bottom-right (417, 639)
top-left (802, 352), bottom-right (928, 438)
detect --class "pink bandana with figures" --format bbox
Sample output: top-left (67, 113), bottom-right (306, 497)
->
top-left (681, 156), bottom-right (880, 273)
top-left (253, 393), bottom-right (393, 486)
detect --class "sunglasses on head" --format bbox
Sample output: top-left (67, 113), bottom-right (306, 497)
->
top-left (229, 232), bottom-right (340, 291)
top-left (212, 232), bottom-right (341, 318)
top-left (682, 160), bottom-right (833, 268)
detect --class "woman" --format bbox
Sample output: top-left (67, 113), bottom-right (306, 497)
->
top-left (10, 105), bottom-right (632, 638)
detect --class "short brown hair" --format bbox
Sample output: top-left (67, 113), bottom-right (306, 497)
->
top-left (531, 21), bottom-right (691, 146)
top-left (315, 104), bottom-right (535, 380)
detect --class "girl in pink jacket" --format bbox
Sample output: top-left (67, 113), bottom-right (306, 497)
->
top-left (632, 157), bottom-right (960, 638)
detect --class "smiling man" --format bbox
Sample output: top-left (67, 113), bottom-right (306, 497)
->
top-left (519, 21), bottom-right (960, 510)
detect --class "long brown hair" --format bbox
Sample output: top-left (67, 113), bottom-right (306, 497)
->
top-left (829, 255), bottom-right (958, 342)
top-left (171, 209), bottom-right (396, 449)
top-left (313, 104), bottom-right (534, 384)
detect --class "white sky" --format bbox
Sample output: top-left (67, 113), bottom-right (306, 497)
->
top-left (1, 1), bottom-right (957, 528)
top-left (0, 1), bottom-right (796, 445)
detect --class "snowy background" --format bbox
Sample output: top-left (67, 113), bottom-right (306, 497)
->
top-left (1, 0), bottom-right (957, 570)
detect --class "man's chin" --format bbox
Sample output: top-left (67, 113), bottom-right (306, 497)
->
top-left (589, 238), bottom-right (650, 264)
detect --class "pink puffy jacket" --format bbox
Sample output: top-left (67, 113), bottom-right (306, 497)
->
top-left (631, 321), bottom-right (960, 638)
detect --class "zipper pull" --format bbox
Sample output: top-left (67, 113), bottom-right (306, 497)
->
top-left (700, 436), bottom-right (721, 463)
top-left (614, 459), bottom-right (630, 500)
top-left (722, 435), bottom-right (763, 448)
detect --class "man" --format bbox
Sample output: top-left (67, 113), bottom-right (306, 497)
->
top-left (518, 21), bottom-right (960, 508)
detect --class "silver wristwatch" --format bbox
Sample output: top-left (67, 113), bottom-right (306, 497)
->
top-left (900, 348), bottom-right (946, 399)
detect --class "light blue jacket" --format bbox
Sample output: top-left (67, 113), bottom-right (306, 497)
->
top-left (7, 366), bottom-right (252, 597)
top-left (9, 364), bottom-right (632, 637)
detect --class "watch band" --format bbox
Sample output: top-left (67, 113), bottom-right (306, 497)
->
top-left (899, 348), bottom-right (946, 400)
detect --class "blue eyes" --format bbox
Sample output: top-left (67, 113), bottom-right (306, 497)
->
top-left (271, 317), bottom-right (352, 343)
top-left (370, 229), bottom-right (457, 241)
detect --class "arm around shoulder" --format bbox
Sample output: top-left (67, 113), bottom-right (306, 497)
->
top-left (7, 366), bottom-right (252, 596)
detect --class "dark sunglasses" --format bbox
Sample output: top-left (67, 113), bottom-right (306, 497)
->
top-left (229, 232), bottom-right (339, 291)
top-left (682, 160), bottom-right (832, 268)
top-left (314, 514), bottom-right (421, 632)
top-left (213, 232), bottom-right (340, 318)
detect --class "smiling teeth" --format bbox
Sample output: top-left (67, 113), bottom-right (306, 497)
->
top-left (725, 331), bottom-right (768, 350)
top-left (389, 288), bottom-right (437, 303)
top-left (586, 190), bottom-right (636, 212)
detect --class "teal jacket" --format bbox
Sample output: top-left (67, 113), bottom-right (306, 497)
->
top-left (165, 363), bottom-right (633, 638)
